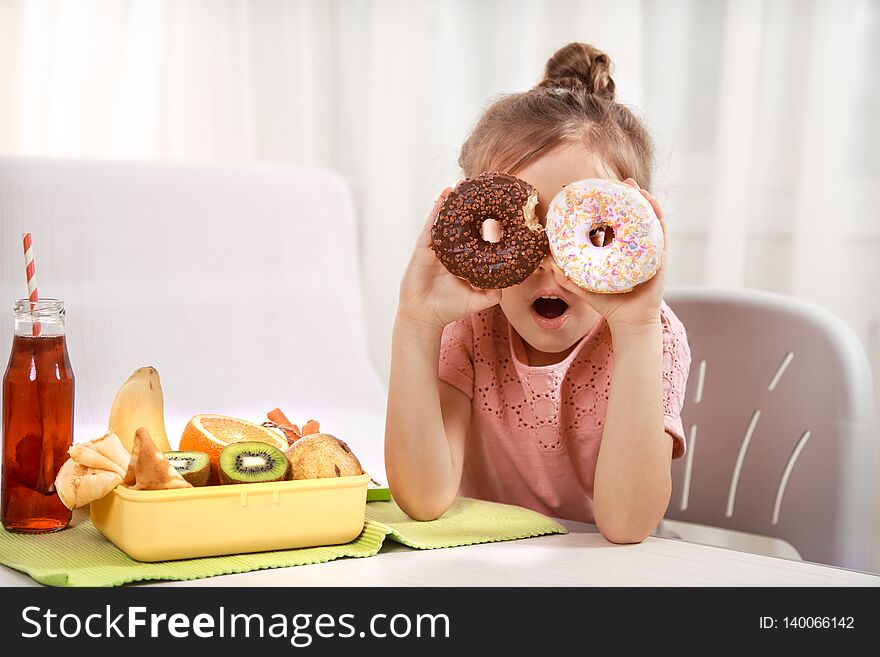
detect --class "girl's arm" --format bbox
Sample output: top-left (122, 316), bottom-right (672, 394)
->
top-left (553, 179), bottom-right (675, 543)
top-left (592, 320), bottom-right (671, 543)
top-left (385, 190), bottom-right (500, 520)
top-left (385, 316), bottom-right (472, 520)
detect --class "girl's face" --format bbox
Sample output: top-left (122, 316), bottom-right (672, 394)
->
top-left (499, 142), bottom-right (614, 360)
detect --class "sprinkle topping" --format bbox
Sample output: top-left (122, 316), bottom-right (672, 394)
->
top-left (545, 179), bottom-right (663, 293)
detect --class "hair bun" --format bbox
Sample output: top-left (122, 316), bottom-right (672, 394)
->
top-left (538, 42), bottom-right (616, 100)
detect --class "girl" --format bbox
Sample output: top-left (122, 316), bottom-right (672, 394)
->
top-left (385, 42), bottom-right (691, 544)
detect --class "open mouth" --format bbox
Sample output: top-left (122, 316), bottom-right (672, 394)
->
top-left (532, 295), bottom-right (569, 319)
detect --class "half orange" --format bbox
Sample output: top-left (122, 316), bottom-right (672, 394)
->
top-left (178, 414), bottom-right (288, 485)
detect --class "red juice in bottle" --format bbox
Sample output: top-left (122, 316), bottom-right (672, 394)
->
top-left (1, 299), bottom-right (74, 533)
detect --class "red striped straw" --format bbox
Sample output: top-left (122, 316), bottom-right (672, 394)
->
top-left (22, 232), bottom-right (41, 337)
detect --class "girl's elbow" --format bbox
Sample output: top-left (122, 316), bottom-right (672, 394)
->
top-left (593, 487), bottom-right (671, 544)
top-left (597, 522), bottom-right (651, 545)
top-left (396, 495), bottom-right (453, 521)
top-left (594, 509), bottom-right (657, 544)
top-left (388, 480), bottom-right (455, 521)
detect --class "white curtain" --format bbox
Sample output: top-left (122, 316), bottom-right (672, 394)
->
top-left (1, 0), bottom-right (878, 433)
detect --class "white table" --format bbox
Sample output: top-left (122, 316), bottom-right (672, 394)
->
top-left (1, 520), bottom-right (877, 587)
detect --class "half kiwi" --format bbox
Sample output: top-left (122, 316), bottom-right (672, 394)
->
top-left (218, 441), bottom-right (290, 485)
top-left (164, 451), bottom-right (211, 487)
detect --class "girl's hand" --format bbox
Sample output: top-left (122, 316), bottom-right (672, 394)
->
top-left (397, 187), bottom-right (502, 331)
top-left (551, 179), bottom-right (667, 332)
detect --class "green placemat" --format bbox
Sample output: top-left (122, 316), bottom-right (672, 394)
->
top-left (366, 497), bottom-right (567, 549)
top-left (0, 498), bottom-right (566, 586)
top-left (0, 509), bottom-right (391, 587)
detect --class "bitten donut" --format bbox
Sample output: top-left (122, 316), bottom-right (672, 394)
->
top-left (431, 172), bottom-right (548, 289)
top-left (545, 178), bottom-right (663, 293)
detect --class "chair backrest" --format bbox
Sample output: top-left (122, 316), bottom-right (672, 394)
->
top-left (665, 286), bottom-right (877, 571)
top-left (0, 156), bottom-right (387, 475)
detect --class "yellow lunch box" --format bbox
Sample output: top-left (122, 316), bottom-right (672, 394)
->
top-left (90, 472), bottom-right (371, 562)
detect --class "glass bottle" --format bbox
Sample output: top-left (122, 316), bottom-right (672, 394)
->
top-left (1, 299), bottom-right (74, 532)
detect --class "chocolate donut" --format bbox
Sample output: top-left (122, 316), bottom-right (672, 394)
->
top-left (431, 172), bottom-right (548, 288)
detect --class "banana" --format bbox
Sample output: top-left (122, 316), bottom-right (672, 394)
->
top-left (108, 366), bottom-right (171, 452)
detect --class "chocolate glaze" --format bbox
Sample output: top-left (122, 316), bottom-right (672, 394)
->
top-left (431, 172), bottom-right (549, 288)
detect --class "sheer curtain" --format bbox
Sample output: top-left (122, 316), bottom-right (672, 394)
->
top-left (1, 0), bottom-right (878, 526)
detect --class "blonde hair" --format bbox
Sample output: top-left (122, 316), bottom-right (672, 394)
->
top-left (459, 42), bottom-right (654, 189)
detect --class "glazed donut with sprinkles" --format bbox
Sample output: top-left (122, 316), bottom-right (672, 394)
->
top-left (545, 178), bottom-right (663, 294)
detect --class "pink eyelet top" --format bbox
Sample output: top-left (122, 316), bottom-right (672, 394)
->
top-left (438, 301), bottom-right (691, 523)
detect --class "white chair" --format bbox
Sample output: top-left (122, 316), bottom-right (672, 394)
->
top-left (0, 156), bottom-right (388, 480)
top-left (663, 286), bottom-right (878, 571)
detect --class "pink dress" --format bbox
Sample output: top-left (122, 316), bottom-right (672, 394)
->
top-left (438, 301), bottom-right (690, 524)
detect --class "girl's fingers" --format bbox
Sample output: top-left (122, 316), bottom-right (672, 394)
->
top-left (626, 178), bottom-right (669, 250)
top-left (452, 281), bottom-right (501, 315)
top-left (468, 283), bottom-right (502, 302)
top-left (632, 185), bottom-right (668, 261)
top-left (624, 177), bottom-right (664, 228)
top-left (644, 192), bottom-right (669, 273)
top-left (415, 187), bottom-right (454, 248)
top-left (641, 187), bottom-right (665, 222)
top-left (641, 188), bottom-right (668, 253)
